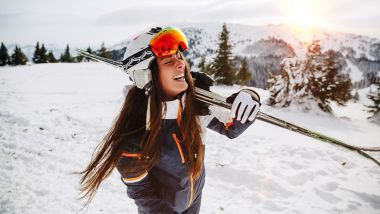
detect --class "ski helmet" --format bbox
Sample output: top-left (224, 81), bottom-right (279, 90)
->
top-left (122, 26), bottom-right (188, 92)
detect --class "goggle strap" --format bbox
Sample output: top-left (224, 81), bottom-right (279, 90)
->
top-left (122, 47), bottom-right (154, 70)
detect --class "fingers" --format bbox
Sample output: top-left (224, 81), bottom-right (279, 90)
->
top-left (240, 104), bottom-right (253, 123)
top-left (230, 91), bottom-right (260, 124)
top-left (248, 102), bottom-right (260, 121)
top-left (230, 99), bottom-right (240, 119)
top-left (237, 103), bottom-right (247, 121)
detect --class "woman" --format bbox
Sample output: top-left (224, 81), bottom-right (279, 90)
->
top-left (79, 27), bottom-right (260, 213)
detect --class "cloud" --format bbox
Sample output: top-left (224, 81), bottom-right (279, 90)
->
top-left (94, 1), bottom-right (278, 27)
top-left (1, 0), bottom-right (379, 46)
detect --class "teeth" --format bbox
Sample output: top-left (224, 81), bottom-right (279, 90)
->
top-left (173, 74), bottom-right (184, 80)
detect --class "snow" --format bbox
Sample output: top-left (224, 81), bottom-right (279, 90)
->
top-left (1, 63), bottom-right (380, 214)
top-left (345, 60), bottom-right (363, 82)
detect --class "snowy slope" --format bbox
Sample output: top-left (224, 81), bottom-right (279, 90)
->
top-left (1, 63), bottom-right (380, 214)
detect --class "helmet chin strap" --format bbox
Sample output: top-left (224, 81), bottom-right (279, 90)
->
top-left (143, 81), bottom-right (152, 96)
top-left (146, 96), bottom-right (151, 130)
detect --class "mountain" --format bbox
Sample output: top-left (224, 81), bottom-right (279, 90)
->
top-left (177, 23), bottom-right (380, 89)
top-left (5, 22), bottom-right (380, 89)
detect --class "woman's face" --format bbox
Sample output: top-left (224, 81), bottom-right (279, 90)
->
top-left (157, 52), bottom-right (188, 100)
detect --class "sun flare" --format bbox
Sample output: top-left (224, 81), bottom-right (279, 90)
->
top-left (288, 0), bottom-right (316, 28)
top-left (283, 0), bottom-right (320, 42)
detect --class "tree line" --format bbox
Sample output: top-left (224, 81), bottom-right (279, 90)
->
top-left (0, 42), bottom-right (113, 66)
top-left (1, 26), bottom-right (378, 118)
top-left (196, 23), bottom-right (252, 86)
top-left (196, 24), bottom-right (379, 118)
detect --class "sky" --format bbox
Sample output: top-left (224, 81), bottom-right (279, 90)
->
top-left (0, 0), bottom-right (380, 47)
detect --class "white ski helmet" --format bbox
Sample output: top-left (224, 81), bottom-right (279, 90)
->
top-left (122, 26), bottom-right (188, 92)
top-left (122, 27), bottom-right (161, 91)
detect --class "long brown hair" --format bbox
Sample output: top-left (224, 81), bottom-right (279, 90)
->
top-left (78, 52), bottom-right (204, 206)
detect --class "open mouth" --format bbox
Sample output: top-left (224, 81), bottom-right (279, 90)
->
top-left (173, 74), bottom-right (185, 80)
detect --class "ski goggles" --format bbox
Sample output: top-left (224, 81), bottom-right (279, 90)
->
top-left (149, 27), bottom-right (188, 58)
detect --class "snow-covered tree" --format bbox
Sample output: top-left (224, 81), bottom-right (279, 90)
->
top-left (60, 44), bottom-right (73, 63)
top-left (10, 46), bottom-right (28, 65)
top-left (0, 42), bottom-right (10, 66)
top-left (97, 42), bottom-right (112, 59)
top-left (83, 46), bottom-right (93, 62)
top-left (268, 41), bottom-right (352, 113)
top-left (236, 57), bottom-right (251, 85)
top-left (39, 44), bottom-right (48, 63)
top-left (352, 90), bottom-right (359, 103)
top-left (197, 55), bottom-right (206, 72)
top-left (209, 23), bottom-right (236, 85)
top-left (32, 42), bottom-right (41, 63)
top-left (47, 51), bottom-right (58, 63)
top-left (366, 81), bottom-right (380, 118)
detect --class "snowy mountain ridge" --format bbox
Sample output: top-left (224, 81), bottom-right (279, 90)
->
top-left (116, 22), bottom-right (380, 88)
top-left (5, 22), bottom-right (380, 88)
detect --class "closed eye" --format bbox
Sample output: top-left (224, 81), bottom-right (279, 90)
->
top-left (164, 60), bottom-right (173, 65)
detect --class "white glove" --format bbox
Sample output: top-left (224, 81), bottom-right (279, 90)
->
top-left (230, 91), bottom-right (260, 124)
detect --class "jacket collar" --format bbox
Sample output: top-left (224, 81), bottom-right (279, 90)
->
top-left (163, 94), bottom-right (186, 119)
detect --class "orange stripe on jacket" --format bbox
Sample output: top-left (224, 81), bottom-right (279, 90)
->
top-left (121, 152), bottom-right (142, 158)
top-left (172, 133), bottom-right (185, 164)
top-left (122, 171), bottom-right (148, 183)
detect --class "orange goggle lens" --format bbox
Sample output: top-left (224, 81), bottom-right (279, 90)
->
top-left (149, 27), bottom-right (188, 58)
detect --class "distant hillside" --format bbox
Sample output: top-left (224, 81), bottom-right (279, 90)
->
top-left (7, 22), bottom-right (380, 89)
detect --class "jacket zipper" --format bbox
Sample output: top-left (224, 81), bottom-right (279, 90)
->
top-left (171, 133), bottom-right (185, 164)
top-left (172, 133), bottom-right (194, 208)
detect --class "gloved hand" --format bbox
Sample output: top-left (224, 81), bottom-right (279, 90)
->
top-left (227, 89), bottom-right (260, 124)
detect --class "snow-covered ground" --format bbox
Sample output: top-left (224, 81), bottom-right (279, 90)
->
top-left (1, 63), bottom-right (379, 214)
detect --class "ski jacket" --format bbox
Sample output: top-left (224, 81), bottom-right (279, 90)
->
top-left (116, 89), bottom-right (259, 214)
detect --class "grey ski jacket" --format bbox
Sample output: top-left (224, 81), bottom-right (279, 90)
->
top-left (116, 90), bottom-right (259, 214)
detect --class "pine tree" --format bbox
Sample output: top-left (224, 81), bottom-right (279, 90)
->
top-left (0, 42), bottom-right (10, 66)
top-left (236, 57), bottom-right (252, 85)
top-left (86, 46), bottom-right (92, 53)
top-left (47, 51), bottom-right (58, 63)
top-left (32, 42), bottom-right (41, 63)
top-left (352, 90), bottom-right (359, 103)
top-left (197, 55), bottom-right (206, 72)
top-left (39, 44), bottom-right (48, 63)
top-left (84, 46), bottom-right (92, 62)
top-left (10, 46), bottom-right (28, 65)
top-left (209, 23), bottom-right (236, 85)
top-left (60, 44), bottom-right (73, 62)
top-left (268, 42), bottom-right (352, 113)
top-left (76, 54), bottom-right (84, 62)
top-left (309, 49), bottom-right (351, 111)
top-left (97, 42), bottom-right (112, 59)
top-left (366, 81), bottom-right (380, 118)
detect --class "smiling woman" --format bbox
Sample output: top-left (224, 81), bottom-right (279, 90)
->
top-left (78, 26), bottom-right (261, 213)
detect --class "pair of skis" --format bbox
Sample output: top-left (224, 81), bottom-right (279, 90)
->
top-left (76, 49), bottom-right (380, 167)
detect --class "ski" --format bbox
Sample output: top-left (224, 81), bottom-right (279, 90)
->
top-left (194, 87), bottom-right (380, 167)
top-left (77, 49), bottom-right (380, 167)
top-left (76, 49), bottom-right (125, 70)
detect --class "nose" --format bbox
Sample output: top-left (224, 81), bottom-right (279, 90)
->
top-left (174, 56), bottom-right (184, 70)
top-left (176, 59), bottom-right (184, 70)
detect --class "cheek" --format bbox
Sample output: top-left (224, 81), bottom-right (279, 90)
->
top-left (158, 69), bottom-right (171, 86)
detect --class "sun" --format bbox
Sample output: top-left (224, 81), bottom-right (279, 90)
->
top-left (288, 0), bottom-right (316, 28)
top-left (282, 0), bottom-right (320, 42)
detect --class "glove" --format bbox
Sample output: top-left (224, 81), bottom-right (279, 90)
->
top-left (191, 71), bottom-right (215, 116)
top-left (227, 89), bottom-right (260, 124)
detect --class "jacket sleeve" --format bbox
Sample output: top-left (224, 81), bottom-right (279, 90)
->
top-left (116, 153), bottom-right (171, 213)
top-left (202, 88), bottom-right (260, 139)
